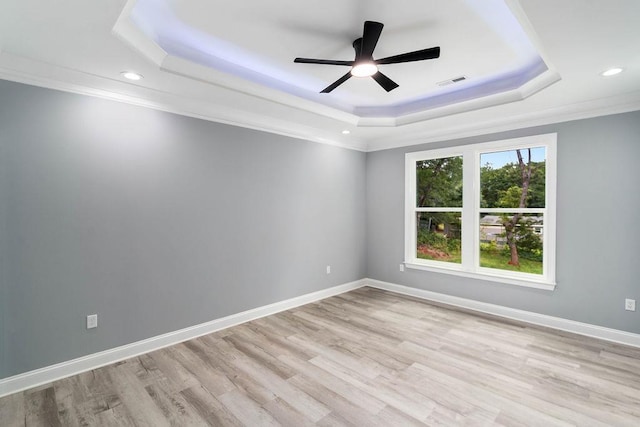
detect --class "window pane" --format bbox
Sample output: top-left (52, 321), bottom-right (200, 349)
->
top-left (416, 156), bottom-right (463, 207)
top-left (479, 213), bottom-right (543, 274)
top-left (480, 147), bottom-right (545, 208)
top-left (417, 212), bottom-right (462, 264)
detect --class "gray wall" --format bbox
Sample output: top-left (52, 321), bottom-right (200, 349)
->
top-left (0, 80), bottom-right (366, 378)
top-left (366, 111), bottom-right (640, 334)
top-left (2, 77), bottom-right (639, 380)
top-left (0, 103), bottom-right (7, 376)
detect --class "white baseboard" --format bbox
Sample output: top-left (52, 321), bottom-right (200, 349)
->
top-left (4, 277), bottom-right (639, 398)
top-left (364, 278), bottom-right (640, 348)
top-left (0, 279), bottom-right (365, 398)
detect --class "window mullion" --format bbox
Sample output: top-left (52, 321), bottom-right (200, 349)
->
top-left (415, 207), bottom-right (463, 213)
top-left (461, 148), bottom-right (476, 272)
top-left (405, 158), bottom-right (416, 263)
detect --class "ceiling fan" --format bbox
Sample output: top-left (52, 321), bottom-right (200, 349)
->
top-left (294, 21), bottom-right (440, 93)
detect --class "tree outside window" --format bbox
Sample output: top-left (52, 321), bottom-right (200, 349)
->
top-left (405, 134), bottom-right (556, 289)
top-left (479, 147), bottom-right (546, 275)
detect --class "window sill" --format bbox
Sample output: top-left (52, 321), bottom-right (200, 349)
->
top-left (403, 262), bottom-right (556, 291)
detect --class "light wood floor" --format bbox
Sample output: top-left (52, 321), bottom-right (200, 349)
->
top-left (2, 287), bottom-right (640, 426)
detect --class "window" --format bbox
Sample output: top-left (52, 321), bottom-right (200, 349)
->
top-left (405, 134), bottom-right (556, 289)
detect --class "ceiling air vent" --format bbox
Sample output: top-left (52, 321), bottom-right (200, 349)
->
top-left (437, 76), bottom-right (467, 87)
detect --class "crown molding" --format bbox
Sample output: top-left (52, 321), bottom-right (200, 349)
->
top-left (365, 90), bottom-right (640, 151)
top-left (157, 55), bottom-right (360, 125)
top-left (110, 0), bottom-right (167, 66)
top-left (112, 0), bottom-right (561, 129)
top-left (1, 50), bottom-right (638, 154)
top-left (114, 11), bottom-right (562, 131)
top-left (112, 0), bottom-right (361, 124)
top-left (0, 51), bottom-right (368, 152)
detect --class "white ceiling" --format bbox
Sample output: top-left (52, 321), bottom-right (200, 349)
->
top-left (0, 0), bottom-right (639, 151)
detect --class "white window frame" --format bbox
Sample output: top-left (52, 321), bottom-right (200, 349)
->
top-left (404, 133), bottom-right (557, 290)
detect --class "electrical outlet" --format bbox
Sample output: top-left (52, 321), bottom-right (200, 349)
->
top-left (326, 265), bottom-right (331, 274)
top-left (625, 299), bottom-right (636, 311)
top-left (87, 314), bottom-right (98, 329)
top-left (399, 263), bottom-right (405, 272)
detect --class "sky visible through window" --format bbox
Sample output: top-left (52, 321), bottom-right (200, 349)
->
top-left (481, 147), bottom-right (545, 169)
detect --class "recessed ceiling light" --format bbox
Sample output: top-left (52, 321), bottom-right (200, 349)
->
top-left (121, 71), bottom-right (143, 81)
top-left (601, 68), bottom-right (623, 77)
top-left (342, 130), bottom-right (351, 135)
top-left (351, 62), bottom-right (378, 78)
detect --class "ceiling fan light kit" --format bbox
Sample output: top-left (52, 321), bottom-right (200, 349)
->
top-left (351, 62), bottom-right (378, 77)
top-left (294, 21), bottom-right (440, 93)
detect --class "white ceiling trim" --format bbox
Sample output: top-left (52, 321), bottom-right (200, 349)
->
top-left (360, 69), bottom-right (561, 128)
top-left (2, 0), bottom-right (639, 153)
top-left (0, 50), bottom-right (367, 151)
top-left (112, 4), bottom-right (361, 125)
top-left (2, 49), bottom-right (639, 153)
top-left (112, 0), bottom-right (560, 128)
top-left (366, 90), bottom-right (640, 151)
top-left (110, 0), bottom-right (167, 66)
top-left (158, 55), bottom-right (360, 126)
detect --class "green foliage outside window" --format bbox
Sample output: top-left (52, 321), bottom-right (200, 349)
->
top-left (416, 157), bottom-right (463, 207)
top-left (480, 150), bottom-right (545, 273)
top-left (417, 149), bottom-right (545, 272)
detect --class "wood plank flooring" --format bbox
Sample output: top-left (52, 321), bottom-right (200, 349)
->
top-left (2, 286), bottom-right (640, 426)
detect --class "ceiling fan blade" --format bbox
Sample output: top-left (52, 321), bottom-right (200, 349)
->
top-left (294, 58), bottom-right (354, 66)
top-left (320, 72), bottom-right (352, 93)
top-left (360, 21), bottom-right (384, 58)
top-left (371, 71), bottom-right (399, 92)
top-left (376, 47), bottom-right (440, 65)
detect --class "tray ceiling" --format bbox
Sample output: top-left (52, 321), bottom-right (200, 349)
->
top-left (116, 0), bottom-right (556, 123)
top-left (0, 0), bottom-right (639, 150)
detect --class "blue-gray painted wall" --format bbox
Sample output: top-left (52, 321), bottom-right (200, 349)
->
top-left (0, 80), bottom-right (366, 378)
top-left (366, 111), bottom-right (640, 334)
top-left (1, 78), bottom-right (639, 379)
